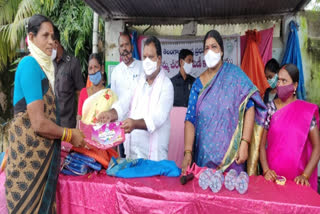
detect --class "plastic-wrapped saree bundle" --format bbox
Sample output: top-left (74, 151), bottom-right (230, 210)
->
top-left (61, 88), bottom-right (123, 175)
top-left (61, 152), bottom-right (102, 176)
top-left (60, 122), bottom-right (122, 174)
top-left (68, 121), bottom-right (123, 170)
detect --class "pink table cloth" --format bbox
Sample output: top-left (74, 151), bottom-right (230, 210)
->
top-left (56, 173), bottom-right (320, 214)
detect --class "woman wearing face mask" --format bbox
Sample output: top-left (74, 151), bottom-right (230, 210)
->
top-left (264, 58), bottom-right (280, 104)
top-left (260, 64), bottom-right (320, 191)
top-left (5, 14), bottom-right (86, 213)
top-left (181, 30), bottom-right (267, 175)
top-left (77, 53), bottom-right (117, 125)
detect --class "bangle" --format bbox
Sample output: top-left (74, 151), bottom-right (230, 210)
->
top-left (66, 129), bottom-right (72, 142)
top-left (263, 169), bottom-right (270, 176)
top-left (184, 150), bottom-right (192, 156)
top-left (241, 138), bottom-right (250, 144)
top-left (61, 128), bottom-right (66, 141)
top-left (302, 173), bottom-right (309, 180)
top-left (68, 129), bottom-right (73, 142)
top-left (64, 129), bottom-right (68, 142)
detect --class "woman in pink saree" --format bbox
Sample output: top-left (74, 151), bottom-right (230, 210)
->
top-left (260, 64), bottom-right (320, 191)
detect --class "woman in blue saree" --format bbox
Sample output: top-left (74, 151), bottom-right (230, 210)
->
top-left (181, 30), bottom-right (267, 175)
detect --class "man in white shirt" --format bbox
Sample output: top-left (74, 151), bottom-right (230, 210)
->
top-left (107, 32), bottom-right (143, 157)
top-left (111, 32), bottom-right (142, 121)
top-left (98, 36), bottom-right (174, 161)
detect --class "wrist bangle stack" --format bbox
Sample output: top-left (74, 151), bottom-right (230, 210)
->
top-left (61, 128), bottom-right (73, 142)
top-left (61, 128), bottom-right (66, 141)
top-left (302, 173), bottom-right (309, 180)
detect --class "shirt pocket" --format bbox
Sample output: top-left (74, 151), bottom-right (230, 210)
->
top-left (58, 71), bottom-right (72, 93)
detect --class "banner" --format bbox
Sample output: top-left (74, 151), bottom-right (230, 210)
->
top-left (139, 35), bottom-right (240, 78)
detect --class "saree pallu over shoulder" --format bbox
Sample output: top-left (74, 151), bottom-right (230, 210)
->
top-left (267, 100), bottom-right (319, 191)
top-left (81, 89), bottom-right (118, 125)
top-left (5, 85), bottom-right (60, 214)
top-left (195, 63), bottom-right (266, 175)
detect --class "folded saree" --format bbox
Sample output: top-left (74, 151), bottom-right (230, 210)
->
top-left (107, 158), bottom-right (181, 178)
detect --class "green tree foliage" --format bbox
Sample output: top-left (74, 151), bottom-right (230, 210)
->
top-left (0, 0), bottom-right (102, 121)
top-left (0, 0), bottom-right (98, 74)
top-left (315, 0), bottom-right (320, 11)
top-left (44, 0), bottom-right (95, 73)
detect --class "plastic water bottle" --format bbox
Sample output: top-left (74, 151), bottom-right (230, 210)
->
top-left (235, 171), bottom-right (249, 194)
top-left (198, 169), bottom-right (212, 190)
top-left (209, 170), bottom-right (224, 193)
top-left (224, 169), bottom-right (238, 191)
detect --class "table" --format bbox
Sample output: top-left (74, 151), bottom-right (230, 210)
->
top-left (56, 173), bottom-right (320, 214)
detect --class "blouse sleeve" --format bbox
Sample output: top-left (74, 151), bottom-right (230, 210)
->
top-left (185, 78), bottom-right (203, 126)
top-left (17, 57), bottom-right (44, 105)
top-left (310, 116), bottom-right (317, 131)
top-left (245, 98), bottom-right (255, 111)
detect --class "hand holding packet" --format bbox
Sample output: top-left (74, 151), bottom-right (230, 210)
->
top-left (79, 121), bottom-right (125, 150)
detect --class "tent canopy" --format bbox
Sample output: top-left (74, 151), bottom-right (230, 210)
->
top-left (83, 0), bottom-right (311, 25)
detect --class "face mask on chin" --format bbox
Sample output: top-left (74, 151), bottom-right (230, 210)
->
top-left (204, 50), bottom-right (221, 68)
top-left (143, 57), bottom-right (158, 76)
top-left (51, 49), bottom-right (57, 61)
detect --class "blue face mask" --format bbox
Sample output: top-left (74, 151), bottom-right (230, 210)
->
top-left (267, 74), bottom-right (278, 89)
top-left (89, 71), bottom-right (102, 86)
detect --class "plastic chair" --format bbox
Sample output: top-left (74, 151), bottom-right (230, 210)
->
top-left (168, 107), bottom-right (187, 168)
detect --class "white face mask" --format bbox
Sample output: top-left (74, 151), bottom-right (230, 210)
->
top-left (51, 49), bottom-right (57, 61)
top-left (183, 61), bottom-right (193, 75)
top-left (204, 50), bottom-right (221, 68)
top-left (143, 57), bottom-right (158, 76)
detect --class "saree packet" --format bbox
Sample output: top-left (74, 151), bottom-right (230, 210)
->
top-left (63, 158), bottom-right (89, 176)
top-left (79, 121), bottom-right (125, 150)
top-left (61, 152), bottom-right (102, 176)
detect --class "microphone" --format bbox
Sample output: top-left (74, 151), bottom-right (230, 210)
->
top-left (180, 173), bottom-right (194, 185)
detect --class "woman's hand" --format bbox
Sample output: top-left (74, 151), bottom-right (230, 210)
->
top-left (294, 174), bottom-right (310, 186)
top-left (263, 169), bottom-right (277, 181)
top-left (235, 140), bottom-right (248, 164)
top-left (121, 118), bottom-right (136, 133)
top-left (70, 129), bottom-right (86, 148)
top-left (181, 153), bottom-right (192, 175)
